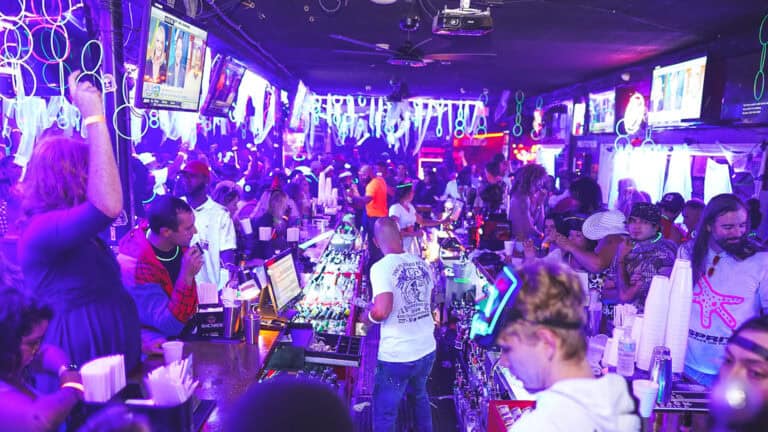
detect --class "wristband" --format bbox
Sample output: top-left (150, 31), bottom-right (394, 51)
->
top-left (61, 382), bottom-right (85, 393)
top-left (82, 114), bottom-right (106, 127)
top-left (368, 310), bottom-right (382, 324)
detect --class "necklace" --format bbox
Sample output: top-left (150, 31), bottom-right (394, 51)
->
top-left (146, 229), bottom-right (180, 262)
top-left (155, 246), bottom-right (180, 262)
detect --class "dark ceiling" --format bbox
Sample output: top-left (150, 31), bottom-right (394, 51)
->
top-left (216, 0), bottom-right (768, 98)
top-left (120, 0), bottom-right (767, 99)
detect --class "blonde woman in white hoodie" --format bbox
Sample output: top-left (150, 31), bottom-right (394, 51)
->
top-left (495, 261), bottom-right (640, 432)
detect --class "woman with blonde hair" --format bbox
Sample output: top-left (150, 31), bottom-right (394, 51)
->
top-left (492, 261), bottom-right (639, 431)
top-left (18, 72), bottom-right (141, 391)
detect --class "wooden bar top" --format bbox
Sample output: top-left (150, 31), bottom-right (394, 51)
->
top-left (139, 329), bottom-right (282, 432)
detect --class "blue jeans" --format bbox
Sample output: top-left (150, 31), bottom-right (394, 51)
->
top-left (373, 351), bottom-right (435, 432)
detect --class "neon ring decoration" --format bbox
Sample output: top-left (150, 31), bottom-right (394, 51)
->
top-left (535, 96), bottom-right (544, 109)
top-left (511, 123), bottom-right (523, 137)
top-left (515, 90), bottom-right (525, 104)
top-left (31, 23), bottom-right (70, 65)
top-left (2, 19), bottom-right (33, 63)
top-left (641, 127), bottom-right (655, 147)
top-left (614, 134), bottom-right (631, 148)
top-left (41, 61), bottom-right (72, 91)
top-left (0, 60), bottom-right (37, 101)
top-left (755, 70), bottom-right (765, 103)
top-left (113, 103), bottom-right (149, 140)
top-left (3, 0), bottom-right (27, 21)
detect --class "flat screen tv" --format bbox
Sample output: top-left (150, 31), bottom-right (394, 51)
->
top-left (588, 90), bottom-right (616, 134)
top-left (200, 56), bottom-right (247, 117)
top-left (136, 2), bottom-right (208, 111)
top-left (543, 101), bottom-right (571, 143)
top-left (721, 52), bottom-right (768, 125)
top-left (648, 56), bottom-right (708, 126)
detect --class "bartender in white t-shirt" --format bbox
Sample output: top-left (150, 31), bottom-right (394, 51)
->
top-left (179, 160), bottom-right (237, 290)
top-left (364, 217), bottom-right (436, 432)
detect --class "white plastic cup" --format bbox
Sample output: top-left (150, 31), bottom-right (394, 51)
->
top-left (240, 218), bottom-right (253, 235)
top-left (258, 227), bottom-right (272, 241)
top-left (632, 379), bottom-right (660, 418)
top-left (161, 341), bottom-right (184, 365)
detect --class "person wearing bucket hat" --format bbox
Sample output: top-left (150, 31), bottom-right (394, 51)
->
top-left (657, 192), bottom-right (686, 244)
top-left (549, 209), bottom-right (628, 276)
top-left (609, 202), bottom-right (676, 312)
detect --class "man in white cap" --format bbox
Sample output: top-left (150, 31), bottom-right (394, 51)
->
top-left (550, 209), bottom-right (628, 274)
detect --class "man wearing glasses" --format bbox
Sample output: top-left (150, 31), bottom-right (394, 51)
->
top-left (679, 194), bottom-right (768, 387)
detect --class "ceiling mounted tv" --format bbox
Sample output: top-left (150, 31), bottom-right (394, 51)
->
top-left (136, 2), bottom-right (208, 111)
top-left (588, 90), bottom-right (616, 134)
top-left (721, 52), bottom-right (768, 125)
top-left (200, 55), bottom-right (247, 117)
top-left (648, 56), bottom-right (710, 126)
top-left (542, 101), bottom-right (572, 143)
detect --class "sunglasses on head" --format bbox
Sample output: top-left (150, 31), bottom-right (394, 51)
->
top-left (707, 255), bottom-right (721, 278)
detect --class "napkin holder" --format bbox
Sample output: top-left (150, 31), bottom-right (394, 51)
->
top-left (67, 383), bottom-right (215, 432)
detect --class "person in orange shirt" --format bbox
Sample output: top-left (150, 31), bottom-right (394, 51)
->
top-left (364, 161), bottom-right (390, 266)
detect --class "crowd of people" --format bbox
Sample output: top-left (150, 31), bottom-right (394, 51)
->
top-left (1, 70), bottom-right (768, 432)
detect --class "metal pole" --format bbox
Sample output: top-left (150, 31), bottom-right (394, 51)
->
top-left (85, 0), bottom-right (133, 244)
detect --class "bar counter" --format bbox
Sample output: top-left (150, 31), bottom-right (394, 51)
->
top-left (137, 329), bottom-right (282, 432)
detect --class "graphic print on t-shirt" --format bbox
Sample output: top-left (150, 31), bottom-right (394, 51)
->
top-left (693, 276), bottom-right (745, 330)
top-left (394, 261), bottom-right (432, 324)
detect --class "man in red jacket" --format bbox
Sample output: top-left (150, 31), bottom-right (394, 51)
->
top-left (118, 196), bottom-right (203, 352)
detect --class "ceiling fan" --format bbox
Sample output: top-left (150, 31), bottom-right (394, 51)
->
top-left (330, 33), bottom-right (496, 68)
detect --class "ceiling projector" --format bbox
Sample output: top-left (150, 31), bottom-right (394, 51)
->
top-left (432, 1), bottom-right (493, 36)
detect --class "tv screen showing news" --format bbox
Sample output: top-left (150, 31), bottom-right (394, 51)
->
top-left (201, 56), bottom-right (247, 117)
top-left (137, 3), bottom-right (207, 111)
top-left (648, 56), bottom-right (707, 126)
top-left (265, 251), bottom-right (302, 312)
top-left (588, 90), bottom-right (616, 134)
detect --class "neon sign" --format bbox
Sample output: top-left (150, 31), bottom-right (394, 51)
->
top-left (622, 92), bottom-right (646, 135)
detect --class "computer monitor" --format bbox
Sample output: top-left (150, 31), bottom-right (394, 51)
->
top-left (265, 250), bottom-right (303, 313)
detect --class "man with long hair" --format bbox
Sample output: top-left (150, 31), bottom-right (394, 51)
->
top-left (680, 194), bottom-right (768, 387)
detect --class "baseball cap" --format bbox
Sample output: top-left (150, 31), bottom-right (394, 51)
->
top-left (657, 192), bottom-right (685, 214)
top-left (181, 160), bottom-right (210, 178)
